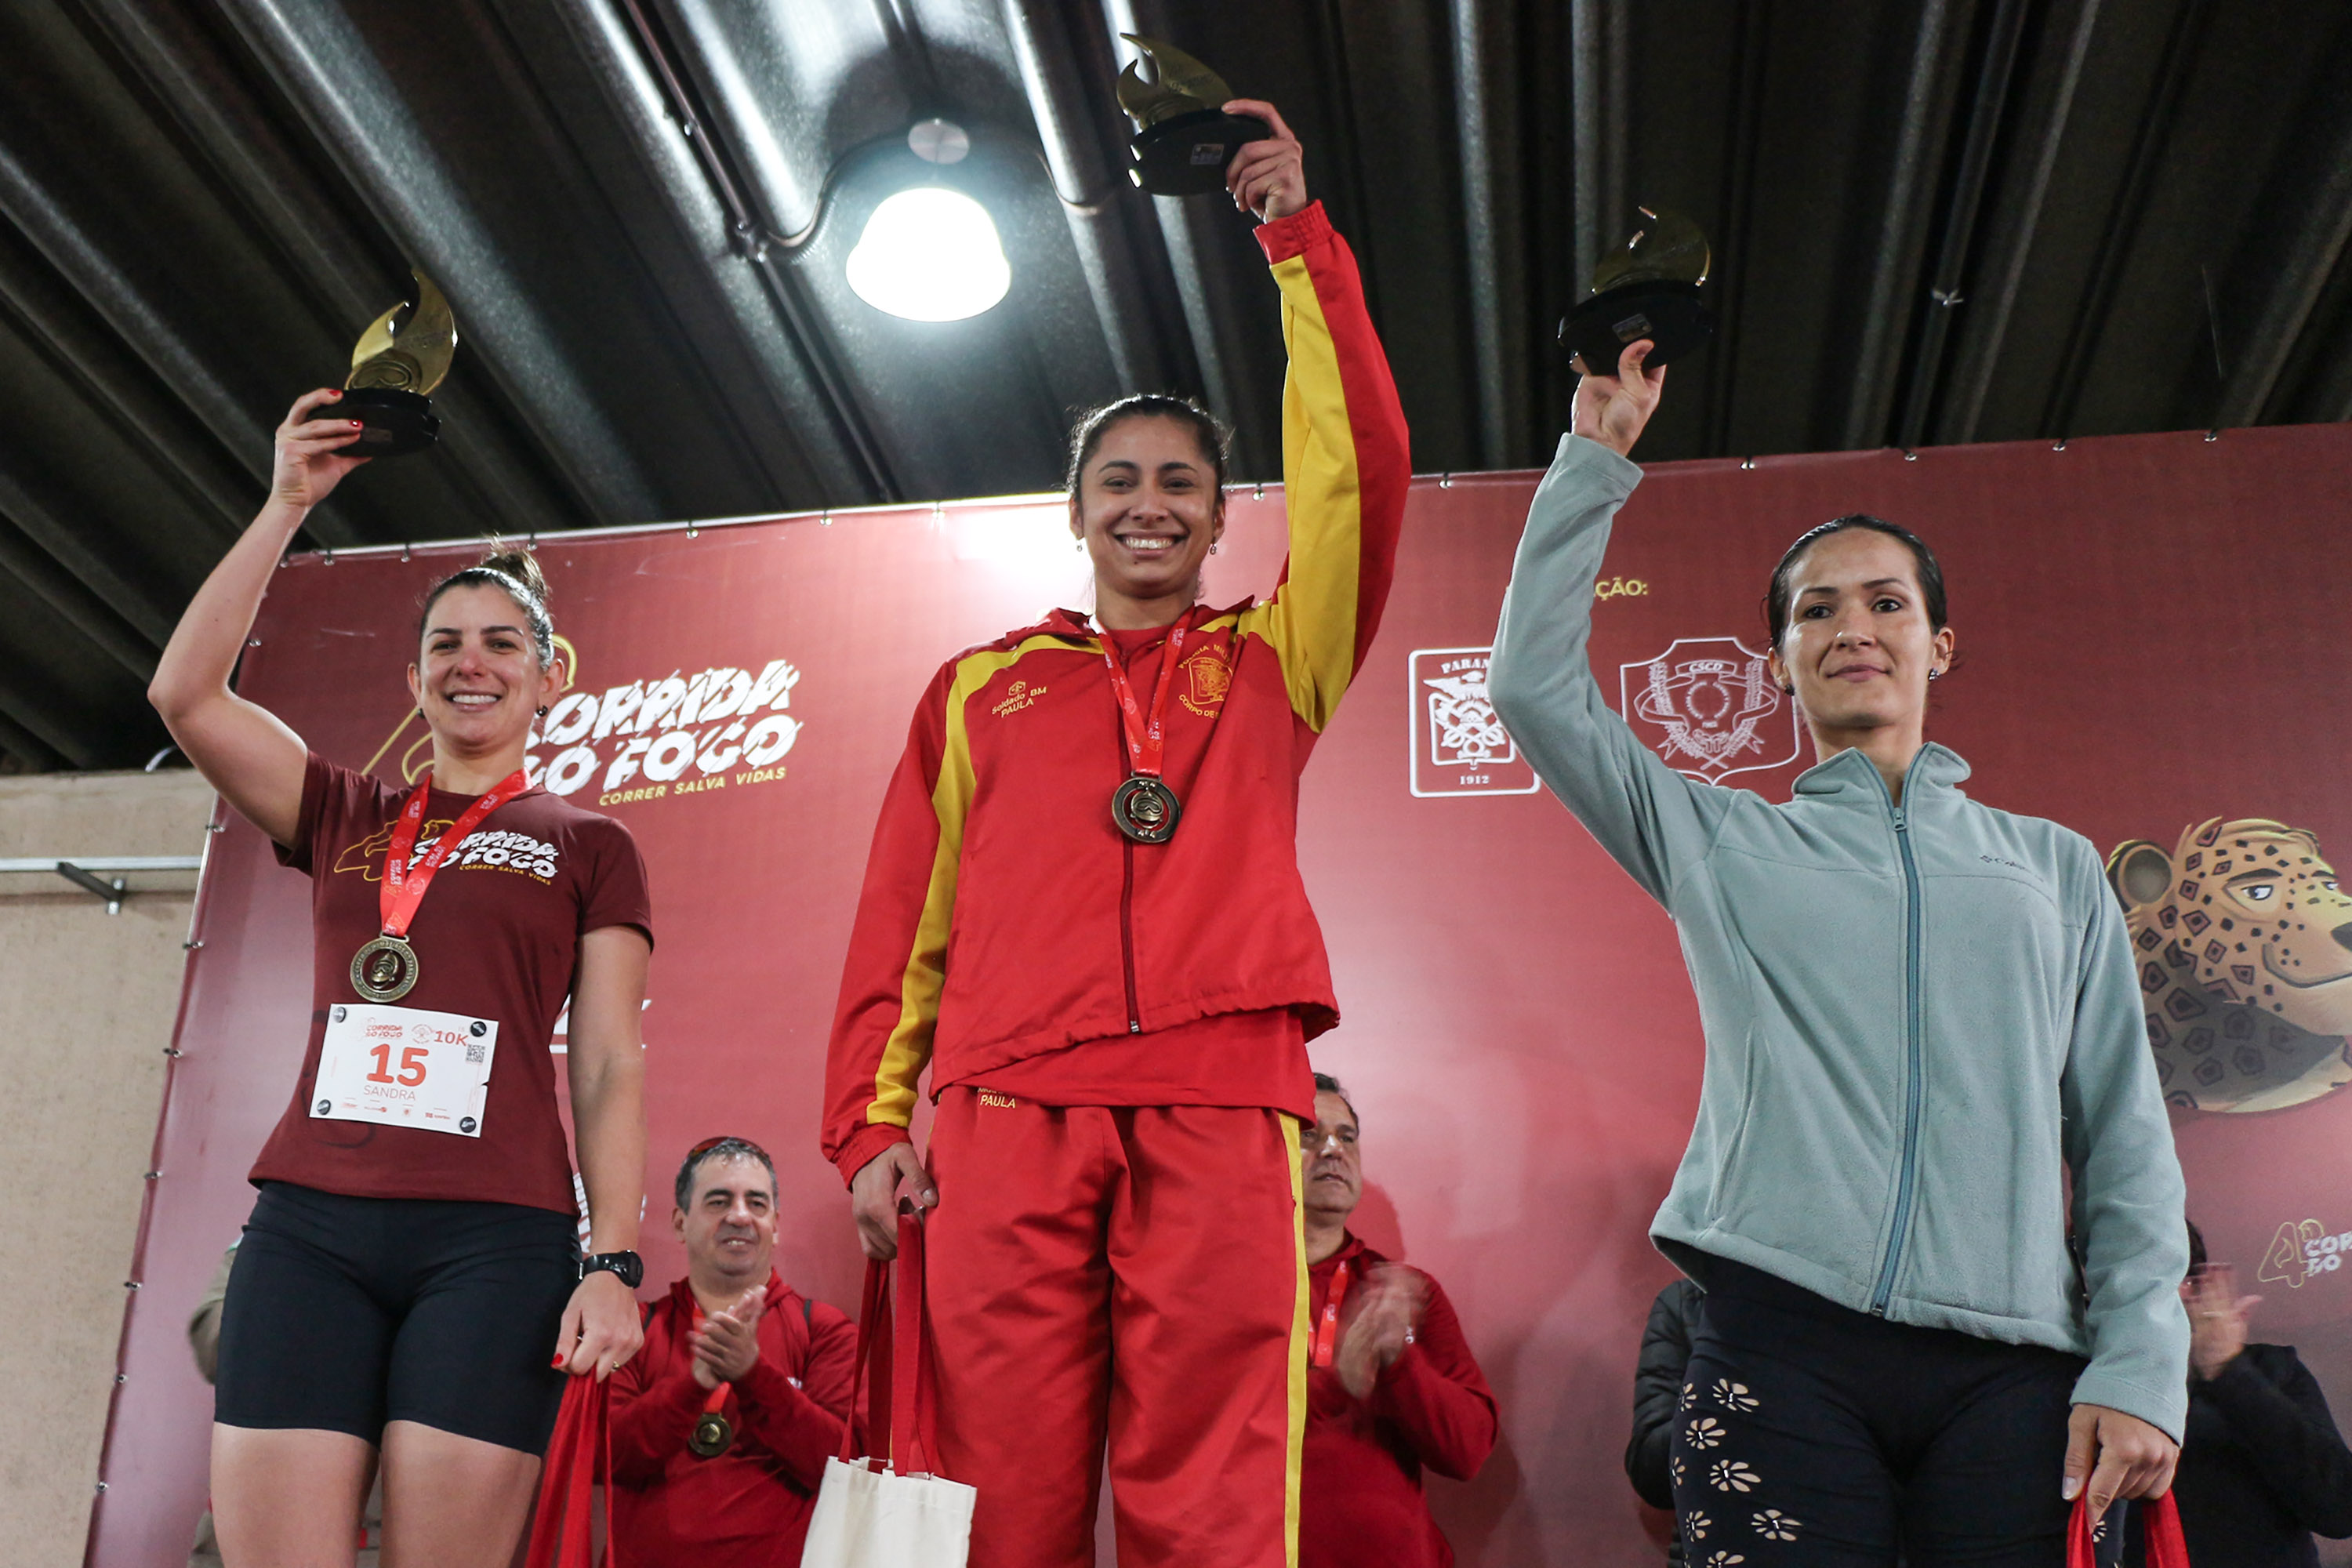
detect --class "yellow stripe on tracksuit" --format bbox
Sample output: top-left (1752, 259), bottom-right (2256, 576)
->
top-left (865, 636), bottom-right (1065, 1128)
top-left (1243, 249), bottom-right (1365, 735)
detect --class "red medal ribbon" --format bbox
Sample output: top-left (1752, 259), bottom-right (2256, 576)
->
top-left (379, 768), bottom-right (531, 940)
top-left (1097, 608), bottom-right (1198, 781)
top-left (1310, 1259), bottom-right (1352, 1369)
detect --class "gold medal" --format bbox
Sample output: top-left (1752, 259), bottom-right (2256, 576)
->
top-left (350, 935), bottom-right (420, 1001)
top-left (688, 1410), bottom-right (735, 1457)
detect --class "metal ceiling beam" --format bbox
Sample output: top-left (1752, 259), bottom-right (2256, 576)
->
top-left (532, 0), bottom-right (890, 503)
top-left (0, 143), bottom-right (272, 517)
top-left (1936, 0), bottom-right (2102, 444)
top-left (1840, 0), bottom-right (1968, 451)
top-left (0, 151), bottom-right (277, 546)
top-left (75, 0), bottom-right (578, 540)
top-left (0, 705), bottom-right (66, 772)
top-left (1001, 0), bottom-right (1188, 396)
top-left (2213, 50), bottom-right (2352, 427)
top-left (0, 513), bottom-right (157, 683)
top-left (0, 677), bottom-right (104, 771)
top-left (593, 0), bottom-right (898, 502)
top-left (1703, 0), bottom-right (1773, 459)
top-left (216, 0), bottom-right (662, 525)
top-left (1568, 0), bottom-right (1604, 296)
top-left (1450, 0), bottom-right (1522, 466)
top-left (0, 463), bottom-right (175, 647)
top-left (1895, 0), bottom-right (2031, 449)
top-left (2038, 0), bottom-right (2209, 440)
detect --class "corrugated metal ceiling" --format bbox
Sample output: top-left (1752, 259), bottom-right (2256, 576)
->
top-left (2, 0), bottom-right (2347, 771)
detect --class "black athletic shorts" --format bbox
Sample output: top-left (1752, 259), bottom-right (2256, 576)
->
top-left (214, 1181), bottom-right (577, 1454)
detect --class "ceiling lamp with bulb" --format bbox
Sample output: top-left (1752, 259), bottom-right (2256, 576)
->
top-left (844, 118), bottom-right (1011, 322)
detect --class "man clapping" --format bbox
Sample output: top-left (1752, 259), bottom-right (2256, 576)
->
top-left (609, 1138), bottom-right (856, 1566)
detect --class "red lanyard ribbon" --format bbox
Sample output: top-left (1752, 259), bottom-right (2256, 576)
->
top-left (688, 1298), bottom-right (734, 1417)
top-left (379, 769), bottom-right (530, 939)
top-left (1097, 608), bottom-right (1196, 781)
top-left (1310, 1260), bottom-right (1352, 1369)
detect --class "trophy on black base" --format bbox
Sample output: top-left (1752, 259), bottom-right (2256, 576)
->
top-left (1558, 208), bottom-right (1715, 373)
top-left (1115, 35), bottom-right (1269, 197)
top-left (343, 269), bottom-right (456, 457)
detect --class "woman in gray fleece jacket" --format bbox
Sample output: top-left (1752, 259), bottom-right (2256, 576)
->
top-left (1490, 340), bottom-right (2189, 1566)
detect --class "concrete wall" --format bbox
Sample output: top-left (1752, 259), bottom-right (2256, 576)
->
top-left (0, 769), bottom-right (216, 1566)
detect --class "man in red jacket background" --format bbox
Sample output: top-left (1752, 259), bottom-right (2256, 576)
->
top-left (609, 1138), bottom-right (857, 1566)
top-left (1301, 1074), bottom-right (1498, 1568)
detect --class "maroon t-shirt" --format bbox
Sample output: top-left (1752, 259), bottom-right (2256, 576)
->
top-left (250, 754), bottom-right (653, 1213)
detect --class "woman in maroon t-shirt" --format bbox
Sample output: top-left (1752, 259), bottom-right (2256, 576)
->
top-left (151, 388), bottom-right (652, 1568)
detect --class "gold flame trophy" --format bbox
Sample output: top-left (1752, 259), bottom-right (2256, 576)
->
top-left (1558, 208), bottom-right (1715, 372)
top-left (1115, 36), bottom-right (1269, 196)
top-left (343, 269), bottom-right (456, 456)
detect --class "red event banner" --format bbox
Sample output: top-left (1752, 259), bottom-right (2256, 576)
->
top-left (91, 425), bottom-right (2352, 1566)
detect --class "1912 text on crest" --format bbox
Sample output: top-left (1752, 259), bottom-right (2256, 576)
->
top-left (1408, 648), bottom-right (1541, 797)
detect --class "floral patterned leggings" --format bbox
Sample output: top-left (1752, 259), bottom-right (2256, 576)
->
top-left (1669, 1258), bottom-right (2114, 1567)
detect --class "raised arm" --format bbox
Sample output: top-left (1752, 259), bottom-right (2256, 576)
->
top-left (1226, 103), bottom-right (1411, 734)
top-left (1486, 342), bottom-right (1733, 905)
top-left (148, 389), bottom-right (368, 846)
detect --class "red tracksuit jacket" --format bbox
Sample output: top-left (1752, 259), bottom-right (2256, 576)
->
top-left (607, 1274), bottom-right (857, 1566)
top-left (823, 200), bottom-right (1410, 1183)
top-left (1301, 1237), bottom-right (1498, 1568)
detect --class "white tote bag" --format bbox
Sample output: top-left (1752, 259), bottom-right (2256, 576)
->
top-left (801, 1208), bottom-right (974, 1568)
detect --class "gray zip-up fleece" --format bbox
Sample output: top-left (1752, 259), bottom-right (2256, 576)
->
top-left (1490, 434), bottom-right (2189, 1439)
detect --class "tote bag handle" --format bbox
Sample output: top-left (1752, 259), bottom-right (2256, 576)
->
top-left (833, 1203), bottom-right (938, 1472)
top-left (890, 1205), bottom-right (942, 1475)
top-left (523, 1367), bottom-right (616, 1568)
top-left (2067, 1492), bottom-right (2190, 1568)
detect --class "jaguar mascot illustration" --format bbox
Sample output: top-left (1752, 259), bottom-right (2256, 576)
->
top-left (2106, 818), bottom-right (2352, 1112)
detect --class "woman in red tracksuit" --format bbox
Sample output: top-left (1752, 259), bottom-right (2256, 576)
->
top-left (821, 101), bottom-right (1409, 1568)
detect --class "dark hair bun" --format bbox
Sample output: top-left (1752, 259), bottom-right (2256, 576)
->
top-left (476, 543), bottom-right (550, 607)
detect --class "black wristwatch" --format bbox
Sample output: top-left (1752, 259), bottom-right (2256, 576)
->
top-left (580, 1250), bottom-right (644, 1289)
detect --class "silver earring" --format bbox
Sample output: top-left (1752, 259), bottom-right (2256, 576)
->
top-left (535, 705), bottom-right (549, 716)
top-left (1210, 543), bottom-right (1220, 555)
top-left (1928, 669), bottom-right (1940, 682)
top-left (1074, 538), bottom-right (1084, 552)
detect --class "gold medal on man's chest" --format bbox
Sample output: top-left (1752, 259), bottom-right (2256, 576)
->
top-left (688, 1410), bottom-right (735, 1458)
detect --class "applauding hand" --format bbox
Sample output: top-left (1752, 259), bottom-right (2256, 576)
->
top-left (691, 1287), bottom-right (768, 1390)
top-left (1334, 1265), bottom-right (1430, 1401)
top-left (2184, 1263), bottom-right (2260, 1381)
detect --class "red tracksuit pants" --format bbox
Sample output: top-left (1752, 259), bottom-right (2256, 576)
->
top-left (923, 1088), bottom-right (1308, 1568)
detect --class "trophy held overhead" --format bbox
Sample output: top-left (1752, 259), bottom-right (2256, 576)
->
top-left (1116, 36), bottom-right (1272, 197)
top-left (1558, 208), bottom-right (1716, 373)
top-left (343, 269), bottom-right (457, 457)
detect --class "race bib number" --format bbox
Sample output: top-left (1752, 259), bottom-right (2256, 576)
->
top-left (313, 1004), bottom-right (497, 1138)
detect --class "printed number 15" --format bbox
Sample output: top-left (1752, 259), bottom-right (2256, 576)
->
top-left (367, 1042), bottom-right (429, 1087)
